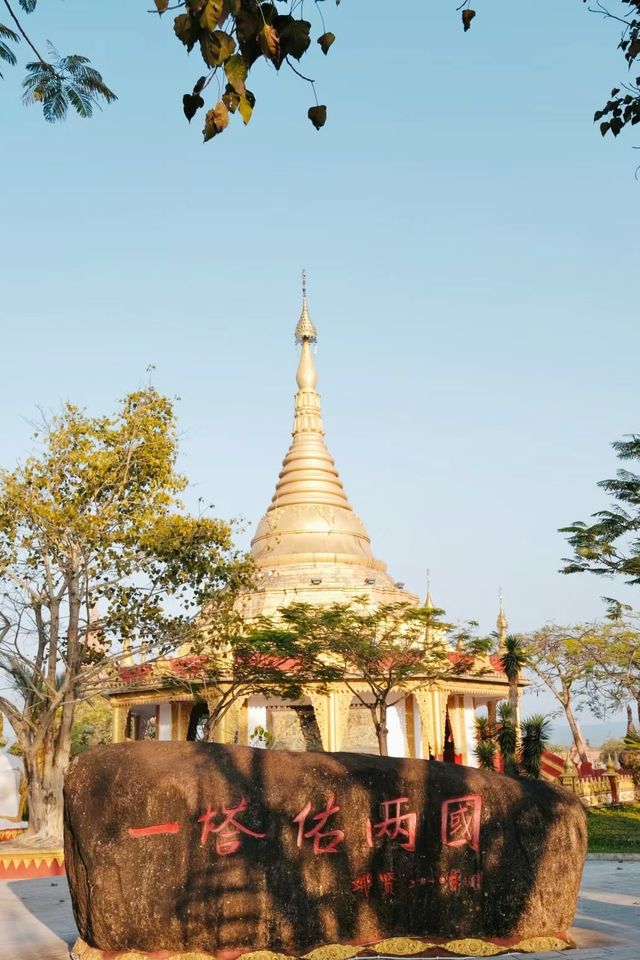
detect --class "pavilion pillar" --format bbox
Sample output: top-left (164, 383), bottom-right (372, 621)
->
top-left (306, 689), bottom-right (331, 751)
top-left (212, 698), bottom-right (249, 745)
top-left (112, 703), bottom-right (128, 744)
top-left (434, 689), bottom-right (449, 757)
top-left (330, 689), bottom-right (353, 752)
top-left (404, 694), bottom-right (417, 758)
top-left (413, 689), bottom-right (435, 759)
top-left (487, 699), bottom-right (497, 727)
top-left (448, 694), bottom-right (468, 760)
top-left (171, 702), bottom-right (192, 741)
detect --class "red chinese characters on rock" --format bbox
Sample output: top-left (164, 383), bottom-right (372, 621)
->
top-left (378, 870), bottom-right (396, 895)
top-left (198, 798), bottom-right (267, 856)
top-left (441, 794), bottom-right (482, 852)
top-left (409, 870), bottom-right (482, 893)
top-left (352, 873), bottom-right (373, 898)
top-left (293, 792), bottom-right (345, 854)
top-left (128, 822), bottom-right (181, 838)
top-left (366, 797), bottom-right (417, 852)
top-left (352, 871), bottom-right (396, 899)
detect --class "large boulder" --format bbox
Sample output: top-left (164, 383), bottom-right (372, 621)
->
top-left (64, 742), bottom-right (586, 956)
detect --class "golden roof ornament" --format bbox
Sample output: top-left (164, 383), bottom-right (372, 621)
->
top-left (294, 270), bottom-right (317, 344)
top-left (425, 570), bottom-right (434, 610)
top-left (496, 590), bottom-right (508, 653)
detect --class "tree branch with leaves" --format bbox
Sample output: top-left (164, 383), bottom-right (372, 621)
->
top-left (0, 0), bottom-right (115, 120)
top-left (0, 387), bottom-right (250, 841)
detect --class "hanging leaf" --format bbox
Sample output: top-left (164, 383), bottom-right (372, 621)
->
top-left (199, 0), bottom-right (224, 32)
top-left (174, 13), bottom-right (201, 52)
top-left (317, 32), bottom-right (335, 55)
top-left (154, 0), bottom-right (169, 13)
top-left (183, 92), bottom-right (205, 122)
top-left (225, 53), bottom-right (247, 95)
top-left (462, 8), bottom-right (476, 32)
top-left (200, 29), bottom-right (236, 67)
top-left (258, 24), bottom-right (280, 62)
top-left (223, 88), bottom-right (241, 112)
top-left (279, 19), bottom-right (311, 61)
top-left (203, 100), bottom-right (229, 141)
top-left (308, 104), bottom-right (326, 130)
top-left (238, 89), bottom-right (255, 124)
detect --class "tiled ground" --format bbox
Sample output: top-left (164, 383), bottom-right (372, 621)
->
top-left (0, 860), bottom-right (637, 960)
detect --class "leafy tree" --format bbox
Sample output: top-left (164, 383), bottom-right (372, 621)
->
top-left (579, 612), bottom-right (640, 729)
top-left (69, 696), bottom-right (112, 756)
top-left (257, 599), bottom-right (469, 756)
top-left (561, 435), bottom-right (640, 592)
top-left (0, 388), bottom-right (249, 841)
top-left (166, 598), bottom-right (340, 740)
top-left (1, 1), bottom-right (639, 149)
top-left (499, 634), bottom-right (528, 716)
top-left (495, 701), bottom-right (518, 775)
top-left (598, 736), bottom-right (626, 763)
top-left (519, 713), bottom-right (551, 778)
top-left (522, 624), bottom-right (596, 766)
top-left (474, 713), bottom-right (497, 770)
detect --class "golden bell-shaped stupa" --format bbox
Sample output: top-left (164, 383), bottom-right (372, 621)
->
top-left (241, 275), bottom-right (417, 618)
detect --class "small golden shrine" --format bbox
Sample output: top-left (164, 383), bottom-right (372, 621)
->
top-left (105, 279), bottom-right (516, 761)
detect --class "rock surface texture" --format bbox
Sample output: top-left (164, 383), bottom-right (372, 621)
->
top-left (64, 742), bottom-right (587, 956)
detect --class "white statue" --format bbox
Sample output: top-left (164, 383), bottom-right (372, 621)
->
top-left (0, 750), bottom-right (27, 831)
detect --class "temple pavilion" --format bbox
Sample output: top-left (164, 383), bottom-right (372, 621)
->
top-left (105, 281), bottom-right (517, 763)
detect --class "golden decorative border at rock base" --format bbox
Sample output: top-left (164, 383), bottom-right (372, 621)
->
top-left (71, 934), bottom-right (571, 960)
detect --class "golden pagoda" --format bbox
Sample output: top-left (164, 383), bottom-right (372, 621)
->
top-left (106, 279), bottom-right (516, 761)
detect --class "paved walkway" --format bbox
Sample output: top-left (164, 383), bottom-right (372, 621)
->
top-left (0, 861), bottom-right (637, 960)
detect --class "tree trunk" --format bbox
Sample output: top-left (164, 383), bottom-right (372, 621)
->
top-left (627, 702), bottom-right (635, 736)
top-left (375, 704), bottom-right (389, 757)
top-left (636, 696), bottom-right (640, 729)
top-left (21, 698), bottom-right (75, 843)
top-left (22, 743), bottom-right (67, 841)
top-left (509, 677), bottom-right (519, 717)
top-left (564, 702), bottom-right (589, 765)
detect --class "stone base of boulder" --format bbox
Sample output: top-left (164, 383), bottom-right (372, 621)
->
top-left (71, 933), bottom-right (574, 959)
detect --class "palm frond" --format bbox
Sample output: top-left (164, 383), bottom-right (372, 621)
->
top-left (21, 54), bottom-right (116, 122)
top-left (474, 739), bottom-right (497, 770)
top-left (519, 714), bottom-right (551, 778)
top-left (0, 23), bottom-right (20, 43)
top-left (42, 82), bottom-right (68, 123)
top-left (0, 22), bottom-right (19, 78)
top-left (66, 84), bottom-right (93, 119)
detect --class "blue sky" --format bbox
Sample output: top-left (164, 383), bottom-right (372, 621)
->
top-left (1, 2), bottom-right (638, 738)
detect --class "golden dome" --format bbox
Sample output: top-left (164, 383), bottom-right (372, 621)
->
top-left (244, 280), bottom-right (417, 618)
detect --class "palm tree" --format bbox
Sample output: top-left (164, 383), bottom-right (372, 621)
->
top-left (500, 633), bottom-right (528, 716)
top-left (474, 715), bottom-right (497, 770)
top-left (495, 701), bottom-right (518, 775)
top-left (519, 714), bottom-right (551, 777)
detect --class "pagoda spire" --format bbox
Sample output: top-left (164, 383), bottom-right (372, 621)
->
top-left (247, 275), bottom-right (414, 605)
top-left (497, 589), bottom-right (508, 653)
top-left (424, 569), bottom-right (434, 610)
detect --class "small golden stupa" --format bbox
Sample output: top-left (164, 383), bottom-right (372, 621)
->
top-left (105, 277), bottom-right (515, 760)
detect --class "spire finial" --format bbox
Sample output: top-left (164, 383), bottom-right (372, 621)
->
top-left (295, 269), bottom-right (317, 345)
top-left (497, 588), bottom-right (508, 637)
top-left (424, 569), bottom-right (434, 609)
